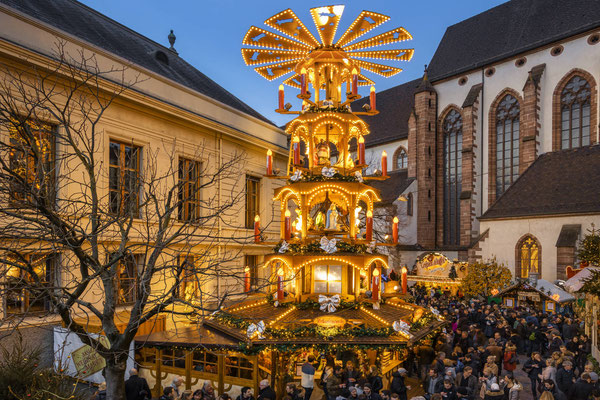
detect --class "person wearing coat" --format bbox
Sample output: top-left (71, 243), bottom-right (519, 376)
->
top-left (502, 345), bottom-right (518, 374)
top-left (325, 366), bottom-right (345, 400)
top-left (555, 360), bottom-right (575, 394)
top-left (523, 352), bottom-right (543, 399)
top-left (390, 368), bottom-right (410, 400)
top-left (502, 374), bottom-right (522, 400)
top-left (368, 365), bottom-right (383, 394)
top-left (483, 383), bottom-right (504, 400)
top-left (454, 367), bottom-right (477, 400)
top-left (569, 373), bottom-right (594, 400)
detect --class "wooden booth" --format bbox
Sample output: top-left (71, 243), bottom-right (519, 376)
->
top-left (497, 274), bottom-right (574, 313)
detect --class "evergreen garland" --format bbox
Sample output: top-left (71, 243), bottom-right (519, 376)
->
top-left (274, 240), bottom-right (377, 255)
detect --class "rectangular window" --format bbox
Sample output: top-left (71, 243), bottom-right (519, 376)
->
top-left (245, 176), bottom-right (260, 228)
top-left (244, 255), bottom-right (258, 289)
top-left (314, 265), bottom-right (342, 294)
top-left (114, 253), bottom-right (142, 305)
top-left (178, 158), bottom-right (202, 221)
top-left (178, 255), bottom-right (198, 302)
top-left (5, 253), bottom-right (57, 315)
top-left (109, 141), bottom-right (141, 216)
top-left (8, 120), bottom-right (55, 204)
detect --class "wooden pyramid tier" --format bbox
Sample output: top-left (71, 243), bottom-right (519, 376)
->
top-left (206, 295), bottom-right (444, 350)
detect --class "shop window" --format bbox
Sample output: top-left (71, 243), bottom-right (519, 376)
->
top-left (4, 253), bottom-right (57, 315)
top-left (178, 255), bottom-right (198, 302)
top-left (178, 158), bottom-right (202, 221)
top-left (245, 176), bottom-right (260, 228)
top-left (109, 141), bottom-right (141, 216)
top-left (161, 348), bottom-right (186, 369)
top-left (192, 350), bottom-right (219, 373)
top-left (314, 265), bottom-right (342, 294)
top-left (8, 120), bottom-right (55, 205)
top-left (225, 355), bottom-right (253, 380)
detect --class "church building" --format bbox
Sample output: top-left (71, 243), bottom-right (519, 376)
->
top-left (360, 0), bottom-right (600, 282)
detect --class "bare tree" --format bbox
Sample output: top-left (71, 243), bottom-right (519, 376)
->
top-left (0, 41), bottom-right (263, 399)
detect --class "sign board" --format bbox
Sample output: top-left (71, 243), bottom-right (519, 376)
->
top-left (415, 253), bottom-right (468, 279)
top-left (53, 327), bottom-right (134, 384)
top-left (313, 315), bottom-right (347, 328)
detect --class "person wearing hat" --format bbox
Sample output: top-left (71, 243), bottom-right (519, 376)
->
top-left (483, 383), bottom-right (503, 400)
top-left (390, 368), bottom-right (411, 400)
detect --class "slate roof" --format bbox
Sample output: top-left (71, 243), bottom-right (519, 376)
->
top-left (369, 169), bottom-right (414, 205)
top-left (351, 78), bottom-right (421, 147)
top-left (480, 145), bottom-right (600, 220)
top-left (0, 0), bottom-right (273, 125)
top-left (428, 0), bottom-right (600, 82)
top-left (498, 278), bottom-right (575, 303)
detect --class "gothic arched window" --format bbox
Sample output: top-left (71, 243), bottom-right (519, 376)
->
top-left (443, 109), bottom-right (462, 245)
top-left (561, 76), bottom-right (591, 149)
top-left (495, 94), bottom-right (520, 198)
top-left (516, 235), bottom-right (541, 279)
top-left (394, 147), bottom-right (408, 170)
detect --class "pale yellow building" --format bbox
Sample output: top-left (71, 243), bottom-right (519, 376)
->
top-left (0, 0), bottom-right (287, 361)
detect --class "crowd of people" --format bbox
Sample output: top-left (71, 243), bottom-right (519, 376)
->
top-left (93, 287), bottom-right (600, 400)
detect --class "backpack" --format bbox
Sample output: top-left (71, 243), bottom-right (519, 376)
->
top-left (529, 332), bottom-right (536, 341)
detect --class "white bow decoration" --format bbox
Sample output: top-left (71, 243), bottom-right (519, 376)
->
top-left (393, 320), bottom-right (413, 338)
top-left (319, 294), bottom-right (341, 313)
top-left (366, 240), bottom-right (376, 254)
top-left (322, 99), bottom-right (334, 108)
top-left (321, 166), bottom-right (337, 178)
top-left (273, 301), bottom-right (279, 308)
top-left (320, 236), bottom-right (338, 253)
top-left (430, 307), bottom-right (442, 319)
top-left (246, 320), bottom-right (266, 339)
top-left (290, 170), bottom-right (303, 182)
top-left (354, 171), bottom-right (364, 183)
top-left (278, 240), bottom-right (289, 253)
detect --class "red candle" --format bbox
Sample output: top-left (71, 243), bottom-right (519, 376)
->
top-left (300, 68), bottom-right (307, 95)
top-left (358, 135), bottom-right (365, 165)
top-left (266, 149), bottom-right (273, 175)
top-left (370, 86), bottom-right (376, 111)
top-left (351, 68), bottom-right (358, 96)
top-left (392, 216), bottom-right (398, 244)
top-left (372, 268), bottom-right (380, 301)
top-left (293, 137), bottom-right (300, 165)
top-left (254, 215), bottom-right (260, 243)
top-left (401, 266), bottom-right (407, 295)
top-left (381, 151), bottom-right (387, 177)
top-left (278, 84), bottom-right (284, 110)
top-left (244, 267), bottom-right (251, 292)
top-left (284, 209), bottom-right (291, 240)
top-left (277, 268), bottom-right (284, 301)
top-left (366, 210), bottom-right (373, 241)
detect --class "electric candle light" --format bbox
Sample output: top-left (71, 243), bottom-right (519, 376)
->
top-left (254, 215), bottom-right (260, 243)
top-left (351, 68), bottom-right (358, 96)
top-left (266, 149), bottom-right (273, 175)
top-left (244, 267), bottom-right (251, 292)
top-left (372, 268), bottom-right (380, 302)
top-left (381, 150), bottom-right (387, 177)
top-left (277, 268), bottom-right (284, 301)
top-left (366, 210), bottom-right (373, 241)
top-left (278, 84), bottom-right (284, 110)
top-left (300, 68), bottom-right (307, 95)
top-left (358, 135), bottom-right (365, 165)
top-left (393, 216), bottom-right (399, 243)
top-left (370, 86), bottom-right (376, 111)
top-left (401, 266), bottom-right (407, 294)
top-left (284, 209), bottom-right (291, 240)
top-left (292, 137), bottom-right (300, 165)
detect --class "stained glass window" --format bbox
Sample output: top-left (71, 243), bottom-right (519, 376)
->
top-left (495, 95), bottom-right (520, 198)
top-left (443, 110), bottom-right (462, 245)
top-left (518, 236), bottom-right (540, 279)
top-left (561, 76), bottom-right (591, 149)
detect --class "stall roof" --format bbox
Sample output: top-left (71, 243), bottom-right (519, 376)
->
top-left (498, 278), bottom-right (575, 303)
top-left (135, 325), bottom-right (239, 349)
top-left (564, 266), bottom-right (600, 292)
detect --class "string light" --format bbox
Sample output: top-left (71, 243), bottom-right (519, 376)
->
top-left (263, 9), bottom-right (321, 47)
top-left (348, 49), bottom-right (415, 62)
top-left (343, 27), bottom-right (413, 51)
top-left (335, 11), bottom-right (390, 47)
top-left (242, 26), bottom-right (311, 50)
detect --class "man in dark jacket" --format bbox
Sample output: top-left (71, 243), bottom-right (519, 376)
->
top-left (363, 384), bottom-right (382, 400)
top-left (542, 379), bottom-right (567, 400)
top-left (569, 373), bottom-right (594, 400)
top-left (125, 368), bottom-right (151, 400)
top-left (390, 368), bottom-right (410, 400)
top-left (257, 379), bottom-right (276, 400)
top-left (423, 368), bottom-right (442, 398)
top-left (555, 360), bottom-right (575, 394)
top-left (455, 367), bottom-right (477, 400)
top-left (523, 352), bottom-right (543, 399)
top-left (548, 330), bottom-right (564, 355)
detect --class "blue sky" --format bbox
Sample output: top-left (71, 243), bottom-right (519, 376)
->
top-left (80, 0), bottom-right (506, 126)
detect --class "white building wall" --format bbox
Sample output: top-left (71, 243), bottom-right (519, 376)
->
top-left (365, 139), bottom-right (408, 175)
top-left (479, 215), bottom-right (600, 283)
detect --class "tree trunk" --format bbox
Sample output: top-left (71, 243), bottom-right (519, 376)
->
top-left (105, 359), bottom-right (127, 400)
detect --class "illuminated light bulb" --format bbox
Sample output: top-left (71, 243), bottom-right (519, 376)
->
top-left (255, 215), bottom-right (260, 222)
